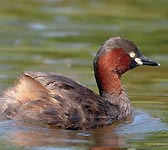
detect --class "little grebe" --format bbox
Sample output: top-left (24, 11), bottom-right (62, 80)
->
top-left (0, 37), bottom-right (159, 129)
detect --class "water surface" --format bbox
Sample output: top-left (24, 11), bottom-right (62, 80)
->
top-left (0, 0), bottom-right (168, 150)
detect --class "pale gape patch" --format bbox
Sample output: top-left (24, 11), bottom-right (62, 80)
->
top-left (129, 51), bottom-right (143, 65)
top-left (135, 58), bottom-right (143, 65)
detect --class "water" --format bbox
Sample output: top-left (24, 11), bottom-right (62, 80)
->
top-left (0, 0), bottom-right (168, 149)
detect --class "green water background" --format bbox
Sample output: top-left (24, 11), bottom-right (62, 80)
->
top-left (0, 0), bottom-right (167, 150)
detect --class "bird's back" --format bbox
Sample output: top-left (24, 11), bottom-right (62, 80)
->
top-left (0, 71), bottom-right (119, 129)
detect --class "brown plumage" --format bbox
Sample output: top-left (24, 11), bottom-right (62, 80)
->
top-left (0, 37), bottom-right (159, 129)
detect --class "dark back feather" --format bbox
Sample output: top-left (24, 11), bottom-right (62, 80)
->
top-left (0, 71), bottom-right (119, 129)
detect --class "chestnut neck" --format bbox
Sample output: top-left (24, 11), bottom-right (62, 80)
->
top-left (95, 63), bottom-right (123, 96)
top-left (94, 48), bottom-right (133, 119)
top-left (94, 48), bottom-right (131, 96)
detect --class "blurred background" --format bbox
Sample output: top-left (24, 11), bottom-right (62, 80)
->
top-left (0, 0), bottom-right (168, 150)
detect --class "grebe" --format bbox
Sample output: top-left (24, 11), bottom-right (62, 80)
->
top-left (0, 37), bottom-right (159, 129)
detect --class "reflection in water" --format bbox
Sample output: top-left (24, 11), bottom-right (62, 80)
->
top-left (91, 147), bottom-right (127, 150)
top-left (0, 110), bottom-right (167, 150)
top-left (0, 120), bottom-right (122, 147)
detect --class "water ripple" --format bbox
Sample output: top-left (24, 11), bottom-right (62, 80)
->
top-left (115, 110), bottom-right (168, 134)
